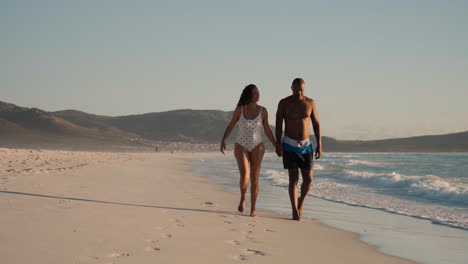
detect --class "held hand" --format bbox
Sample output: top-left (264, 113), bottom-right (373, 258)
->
top-left (276, 144), bottom-right (284, 157)
top-left (220, 141), bottom-right (226, 155)
top-left (272, 142), bottom-right (278, 151)
top-left (315, 143), bottom-right (322, 160)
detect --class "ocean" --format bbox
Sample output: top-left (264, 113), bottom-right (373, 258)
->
top-left (189, 152), bottom-right (468, 264)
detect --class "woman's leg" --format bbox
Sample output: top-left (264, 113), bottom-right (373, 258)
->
top-left (249, 143), bottom-right (265, 217)
top-left (234, 143), bottom-right (250, 212)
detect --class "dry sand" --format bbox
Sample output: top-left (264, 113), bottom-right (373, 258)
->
top-left (0, 148), bottom-right (417, 263)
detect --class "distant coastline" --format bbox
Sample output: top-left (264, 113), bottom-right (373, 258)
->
top-left (1, 101), bottom-right (467, 152)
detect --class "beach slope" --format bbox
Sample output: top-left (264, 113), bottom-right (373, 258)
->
top-left (0, 149), bottom-right (416, 263)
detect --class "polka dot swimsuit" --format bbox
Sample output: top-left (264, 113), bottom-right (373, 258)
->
top-left (235, 106), bottom-right (263, 152)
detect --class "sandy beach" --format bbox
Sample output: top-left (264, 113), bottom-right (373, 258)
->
top-left (0, 148), bottom-right (416, 263)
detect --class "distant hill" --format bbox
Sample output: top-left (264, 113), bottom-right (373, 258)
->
top-left (54, 109), bottom-right (234, 143)
top-left (1, 101), bottom-right (467, 152)
top-left (0, 101), bottom-right (145, 150)
top-left (317, 132), bottom-right (468, 152)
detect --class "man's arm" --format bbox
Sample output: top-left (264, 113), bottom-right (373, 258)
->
top-left (275, 100), bottom-right (285, 156)
top-left (310, 100), bottom-right (321, 159)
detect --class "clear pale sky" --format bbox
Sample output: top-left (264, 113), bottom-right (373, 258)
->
top-left (2, 0), bottom-right (467, 140)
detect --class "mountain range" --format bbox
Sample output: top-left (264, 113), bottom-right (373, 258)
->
top-left (1, 101), bottom-right (467, 152)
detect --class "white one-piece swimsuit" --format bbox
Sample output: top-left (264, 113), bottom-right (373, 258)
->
top-left (235, 106), bottom-right (263, 152)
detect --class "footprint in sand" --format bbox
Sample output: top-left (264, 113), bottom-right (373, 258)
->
top-left (224, 221), bottom-right (233, 224)
top-left (233, 254), bottom-right (248, 261)
top-left (143, 238), bottom-right (161, 252)
top-left (226, 240), bottom-right (241, 246)
top-left (161, 234), bottom-right (172, 239)
top-left (244, 230), bottom-right (253, 235)
top-left (247, 223), bottom-right (255, 227)
top-left (108, 252), bottom-right (130, 258)
top-left (169, 217), bottom-right (185, 228)
top-left (245, 249), bottom-right (266, 256)
top-left (144, 246), bottom-right (161, 252)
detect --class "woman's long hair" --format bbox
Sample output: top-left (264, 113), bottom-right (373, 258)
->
top-left (237, 84), bottom-right (257, 107)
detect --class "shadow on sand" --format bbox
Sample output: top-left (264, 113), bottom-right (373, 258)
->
top-left (0, 190), bottom-right (289, 220)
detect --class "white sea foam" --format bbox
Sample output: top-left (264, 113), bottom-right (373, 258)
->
top-left (314, 163), bottom-right (325, 170)
top-left (193, 153), bottom-right (468, 230)
top-left (190, 153), bottom-right (468, 263)
top-left (346, 159), bottom-right (390, 167)
top-left (341, 170), bottom-right (468, 205)
top-left (260, 168), bottom-right (468, 230)
top-left (263, 169), bottom-right (289, 186)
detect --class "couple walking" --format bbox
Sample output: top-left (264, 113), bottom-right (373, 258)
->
top-left (220, 78), bottom-right (322, 221)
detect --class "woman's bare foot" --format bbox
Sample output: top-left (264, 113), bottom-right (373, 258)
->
top-left (250, 210), bottom-right (256, 217)
top-left (238, 199), bottom-right (245, 212)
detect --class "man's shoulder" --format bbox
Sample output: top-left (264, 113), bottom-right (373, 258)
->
top-left (279, 95), bottom-right (294, 103)
top-left (297, 96), bottom-right (313, 106)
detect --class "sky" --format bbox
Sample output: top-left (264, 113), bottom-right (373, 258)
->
top-left (2, 0), bottom-right (467, 140)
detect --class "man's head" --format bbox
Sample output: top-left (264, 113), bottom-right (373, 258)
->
top-left (291, 78), bottom-right (305, 97)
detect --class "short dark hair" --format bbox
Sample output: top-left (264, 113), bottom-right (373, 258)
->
top-left (237, 84), bottom-right (257, 107)
top-left (292, 78), bottom-right (304, 87)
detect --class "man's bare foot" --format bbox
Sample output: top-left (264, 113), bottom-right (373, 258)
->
top-left (238, 199), bottom-right (245, 212)
top-left (250, 210), bottom-right (256, 217)
top-left (298, 196), bottom-right (304, 216)
top-left (292, 210), bottom-right (300, 221)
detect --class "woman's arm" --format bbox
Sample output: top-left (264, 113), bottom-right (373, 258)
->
top-left (261, 108), bottom-right (277, 148)
top-left (220, 106), bottom-right (241, 154)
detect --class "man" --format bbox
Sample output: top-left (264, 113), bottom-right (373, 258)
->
top-left (275, 78), bottom-right (322, 221)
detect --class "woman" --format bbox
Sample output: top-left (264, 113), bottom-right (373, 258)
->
top-left (220, 84), bottom-right (277, 217)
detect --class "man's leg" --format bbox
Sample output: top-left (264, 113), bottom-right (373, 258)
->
top-left (288, 168), bottom-right (300, 220)
top-left (298, 168), bottom-right (313, 217)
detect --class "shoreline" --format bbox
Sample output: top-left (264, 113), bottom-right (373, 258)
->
top-left (188, 151), bottom-right (468, 264)
top-left (177, 152), bottom-right (418, 263)
top-left (1, 148), bottom-right (417, 263)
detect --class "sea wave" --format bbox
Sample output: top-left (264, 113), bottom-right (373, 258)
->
top-left (346, 159), bottom-right (391, 167)
top-left (341, 170), bottom-right (468, 205)
top-left (260, 169), bottom-right (468, 230)
top-left (307, 189), bottom-right (468, 231)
